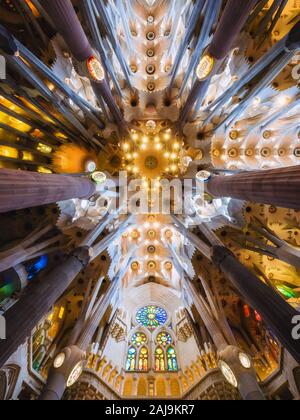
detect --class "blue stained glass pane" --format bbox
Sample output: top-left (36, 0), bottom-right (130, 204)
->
top-left (25, 255), bottom-right (48, 280)
top-left (126, 347), bottom-right (136, 371)
top-left (167, 346), bottom-right (178, 371)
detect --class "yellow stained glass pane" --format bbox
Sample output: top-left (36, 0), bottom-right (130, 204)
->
top-left (0, 146), bottom-right (18, 158)
top-left (22, 151), bottom-right (34, 161)
top-left (25, 0), bottom-right (40, 16)
top-left (54, 132), bottom-right (68, 140)
top-left (37, 166), bottom-right (52, 174)
top-left (37, 143), bottom-right (52, 154)
top-left (58, 307), bottom-right (65, 319)
top-left (18, 97), bottom-right (54, 123)
top-left (138, 346), bottom-right (148, 371)
top-left (0, 111), bottom-right (31, 132)
top-left (0, 96), bottom-right (24, 115)
top-left (155, 347), bottom-right (165, 372)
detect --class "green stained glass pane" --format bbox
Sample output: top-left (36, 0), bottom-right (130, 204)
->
top-left (167, 346), bottom-right (178, 372)
top-left (0, 283), bottom-right (15, 301)
top-left (276, 285), bottom-right (297, 299)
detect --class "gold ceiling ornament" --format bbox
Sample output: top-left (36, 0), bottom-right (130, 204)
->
top-left (122, 129), bottom-right (183, 179)
top-left (147, 215), bottom-right (157, 223)
top-left (87, 56), bottom-right (105, 82)
top-left (147, 229), bottom-right (156, 240)
top-left (164, 229), bottom-right (173, 239)
top-left (144, 155), bottom-right (159, 170)
top-left (131, 261), bottom-right (140, 271)
top-left (147, 260), bottom-right (157, 270)
top-left (196, 54), bottom-right (215, 81)
top-left (147, 245), bottom-right (156, 254)
top-left (164, 261), bottom-right (173, 271)
top-left (131, 230), bottom-right (140, 240)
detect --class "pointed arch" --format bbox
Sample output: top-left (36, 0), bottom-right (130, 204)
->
top-left (123, 378), bottom-right (133, 397)
top-left (137, 377), bottom-right (148, 397)
top-left (155, 377), bottom-right (167, 397)
top-left (170, 378), bottom-right (181, 397)
top-left (154, 329), bottom-right (178, 372)
top-left (0, 365), bottom-right (20, 400)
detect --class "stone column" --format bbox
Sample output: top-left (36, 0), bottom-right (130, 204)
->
top-left (206, 166), bottom-right (300, 210)
top-left (40, 276), bottom-right (120, 400)
top-left (0, 169), bottom-right (96, 213)
top-left (40, 0), bottom-right (93, 62)
top-left (178, 0), bottom-right (257, 125)
top-left (184, 278), bottom-right (265, 400)
top-left (212, 246), bottom-right (300, 365)
top-left (184, 277), bottom-right (228, 350)
top-left (219, 346), bottom-right (265, 400)
top-left (0, 247), bottom-right (91, 368)
top-left (40, 0), bottom-right (127, 131)
top-left (39, 345), bottom-right (86, 400)
top-left (208, 0), bottom-right (257, 60)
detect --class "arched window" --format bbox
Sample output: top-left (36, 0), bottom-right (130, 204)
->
top-left (126, 347), bottom-right (136, 372)
top-left (155, 331), bottom-right (178, 372)
top-left (125, 319), bottom-right (178, 373)
top-left (155, 347), bottom-right (165, 372)
top-left (126, 332), bottom-right (149, 372)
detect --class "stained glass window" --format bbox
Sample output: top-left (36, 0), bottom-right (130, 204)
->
top-left (157, 332), bottom-right (173, 347)
top-left (25, 255), bottom-right (48, 281)
top-left (136, 306), bottom-right (167, 331)
top-left (155, 347), bottom-right (165, 371)
top-left (132, 332), bottom-right (147, 347)
top-left (167, 346), bottom-right (178, 371)
top-left (138, 347), bottom-right (149, 371)
top-left (126, 347), bottom-right (136, 371)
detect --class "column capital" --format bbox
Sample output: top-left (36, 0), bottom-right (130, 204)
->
top-left (71, 247), bottom-right (93, 268)
top-left (218, 345), bottom-right (265, 400)
top-left (40, 345), bottom-right (86, 400)
top-left (211, 245), bottom-right (233, 267)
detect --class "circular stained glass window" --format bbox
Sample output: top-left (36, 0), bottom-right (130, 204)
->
top-left (157, 332), bottom-right (173, 347)
top-left (136, 306), bottom-right (168, 331)
top-left (131, 332), bottom-right (147, 347)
